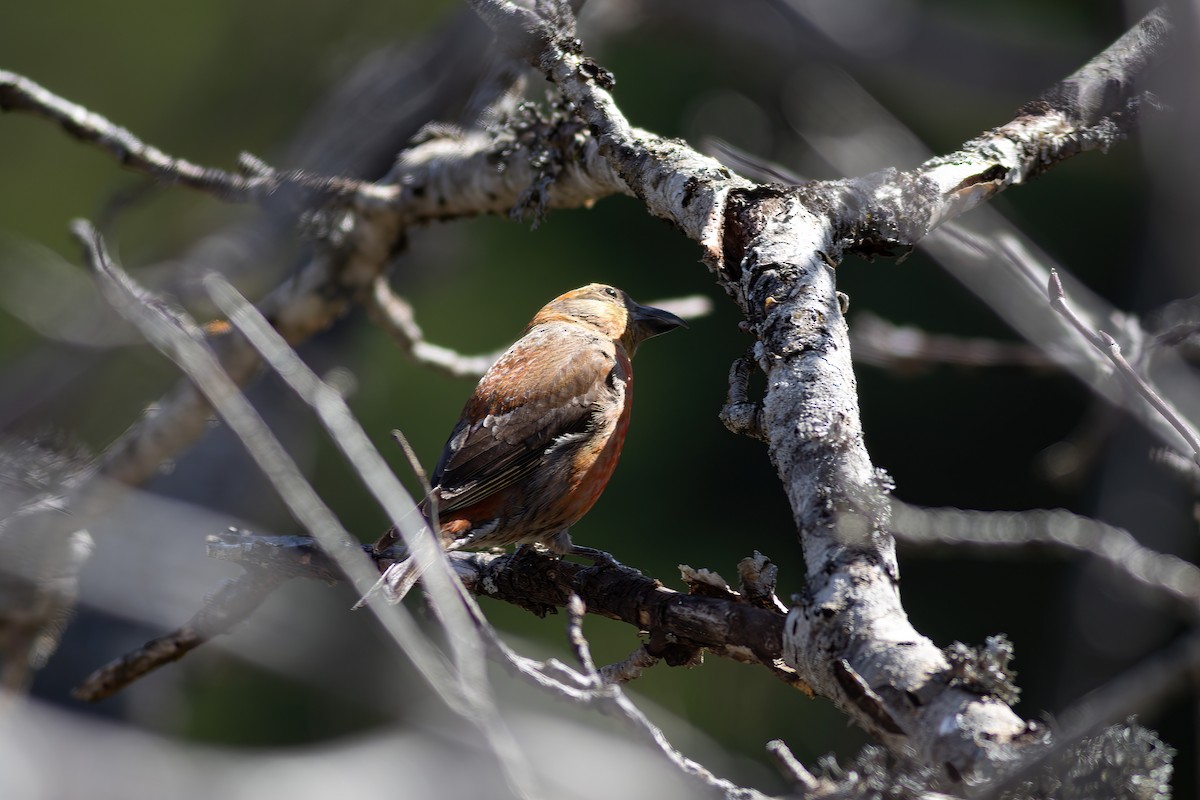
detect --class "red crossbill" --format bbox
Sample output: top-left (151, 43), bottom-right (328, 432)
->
top-left (377, 283), bottom-right (684, 584)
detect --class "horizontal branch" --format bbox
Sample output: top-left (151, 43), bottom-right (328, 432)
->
top-left (210, 530), bottom-right (804, 687)
top-left (890, 501), bottom-right (1200, 618)
top-left (850, 312), bottom-right (1058, 371)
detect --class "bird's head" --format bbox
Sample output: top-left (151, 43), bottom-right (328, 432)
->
top-left (531, 283), bottom-right (687, 355)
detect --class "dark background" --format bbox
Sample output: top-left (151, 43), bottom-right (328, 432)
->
top-left (0, 0), bottom-right (1193, 795)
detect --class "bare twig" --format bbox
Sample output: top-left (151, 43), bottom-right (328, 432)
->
top-left (1049, 270), bottom-right (1200, 464)
top-left (890, 501), bottom-right (1200, 617)
top-left (565, 594), bottom-right (600, 685)
top-left (597, 645), bottom-right (660, 685)
top-left (1098, 330), bottom-right (1200, 463)
top-left (765, 739), bottom-right (821, 794)
top-left (850, 312), bottom-right (1058, 371)
top-left (367, 276), bottom-right (500, 379)
top-left (73, 568), bottom-right (287, 702)
top-left (1046, 270), bottom-right (1111, 352)
top-left (555, 586), bottom-right (772, 800)
top-left (0, 71), bottom-right (387, 207)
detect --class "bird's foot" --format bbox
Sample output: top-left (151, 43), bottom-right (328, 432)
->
top-left (568, 545), bottom-right (622, 568)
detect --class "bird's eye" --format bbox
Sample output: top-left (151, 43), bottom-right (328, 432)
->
top-left (603, 287), bottom-right (618, 298)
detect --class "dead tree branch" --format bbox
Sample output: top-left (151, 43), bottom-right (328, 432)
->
top-left (850, 312), bottom-right (1058, 371)
top-left (73, 567), bottom-right (287, 702)
top-left (890, 501), bottom-right (1200, 618)
top-left (464, 0), bottom-right (1172, 782)
top-left (1050, 270), bottom-right (1200, 464)
top-left (0, 0), bottom-right (1180, 792)
top-left (204, 529), bottom-right (799, 688)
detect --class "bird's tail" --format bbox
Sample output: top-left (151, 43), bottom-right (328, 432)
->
top-left (353, 536), bottom-right (460, 609)
top-left (352, 555), bottom-right (422, 608)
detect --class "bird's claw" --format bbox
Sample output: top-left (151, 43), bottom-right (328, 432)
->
top-left (568, 545), bottom-right (622, 568)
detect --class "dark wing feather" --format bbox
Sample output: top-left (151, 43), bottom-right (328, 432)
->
top-left (430, 326), bottom-right (615, 514)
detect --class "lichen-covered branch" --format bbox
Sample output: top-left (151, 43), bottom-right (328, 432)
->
top-left (469, 0), bottom-right (1173, 783)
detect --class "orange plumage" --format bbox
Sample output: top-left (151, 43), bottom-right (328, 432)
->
top-left (380, 283), bottom-right (684, 567)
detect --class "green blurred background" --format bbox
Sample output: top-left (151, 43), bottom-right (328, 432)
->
top-left (1, 0), bottom-right (1193, 795)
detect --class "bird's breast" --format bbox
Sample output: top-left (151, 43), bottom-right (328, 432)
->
top-left (555, 354), bottom-right (633, 522)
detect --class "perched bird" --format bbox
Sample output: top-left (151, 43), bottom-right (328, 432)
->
top-left (375, 283), bottom-right (684, 595)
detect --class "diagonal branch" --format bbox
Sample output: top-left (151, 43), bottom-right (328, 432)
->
top-left (0, 71), bottom-right (381, 206)
top-left (1050, 270), bottom-right (1200, 463)
top-left (73, 567), bottom-right (287, 702)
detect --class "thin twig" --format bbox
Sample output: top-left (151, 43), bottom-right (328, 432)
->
top-left (556, 584), bottom-right (771, 800)
top-left (367, 277), bottom-right (499, 379)
top-left (0, 71), bottom-right (387, 207)
top-left (850, 312), bottom-right (1058, 371)
top-left (1098, 330), bottom-right (1200, 464)
top-left (565, 594), bottom-right (600, 685)
top-left (765, 739), bottom-right (821, 794)
top-left (1049, 270), bottom-right (1200, 464)
top-left (598, 646), bottom-right (660, 685)
top-left (890, 500), bottom-right (1200, 617)
top-left (73, 568), bottom-right (286, 702)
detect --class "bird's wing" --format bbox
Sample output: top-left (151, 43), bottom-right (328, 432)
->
top-left (430, 327), bottom-right (618, 515)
